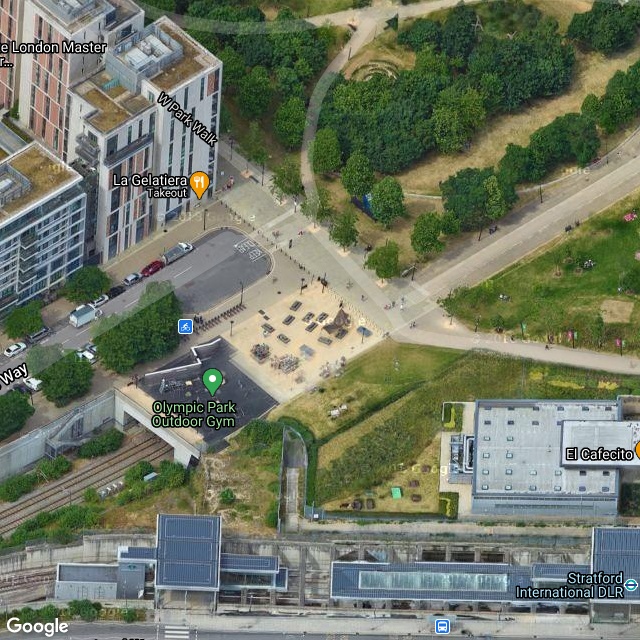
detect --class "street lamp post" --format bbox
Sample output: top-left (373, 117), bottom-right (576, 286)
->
top-left (229, 137), bottom-right (234, 161)
top-left (321, 272), bottom-right (327, 293)
top-left (261, 162), bottom-right (265, 186)
top-left (474, 316), bottom-right (480, 333)
top-left (239, 281), bottom-right (244, 306)
top-left (569, 329), bottom-right (576, 349)
top-left (230, 320), bottom-right (234, 337)
top-left (300, 277), bottom-right (305, 294)
top-left (202, 208), bottom-right (207, 232)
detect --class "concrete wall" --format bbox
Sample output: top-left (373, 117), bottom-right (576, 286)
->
top-left (55, 581), bottom-right (117, 601)
top-left (0, 391), bottom-right (116, 481)
top-left (114, 389), bottom-right (202, 466)
top-left (0, 535), bottom-right (156, 575)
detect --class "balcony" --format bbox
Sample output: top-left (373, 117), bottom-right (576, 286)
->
top-left (75, 134), bottom-right (99, 167)
top-left (104, 133), bottom-right (153, 168)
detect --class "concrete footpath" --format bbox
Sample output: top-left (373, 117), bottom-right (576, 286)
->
top-left (151, 609), bottom-right (638, 638)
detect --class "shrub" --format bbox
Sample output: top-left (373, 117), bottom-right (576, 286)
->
top-left (265, 500), bottom-right (279, 528)
top-left (219, 488), bottom-right (236, 505)
top-left (77, 428), bottom-right (124, 458)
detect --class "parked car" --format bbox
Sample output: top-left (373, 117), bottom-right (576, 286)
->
top-left (4, 342), bottom-right (27, 358)
top-left (26, 326), bottom-right (51, 344)
top-left (141, 260), bottom-right (164, 277)
top-left (82, 342), bottom-right (97, 356)
top-left (76, 350), bottom-right (97, 364)
top-left (123, 272), bottom-right (142, 286)
top-left (107, 285), bottom-right (126, 298)
top-left (90, 294), bottom-right (109, 308)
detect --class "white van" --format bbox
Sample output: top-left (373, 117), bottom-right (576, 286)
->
top-left (24, 377), bottom-right (43, 392)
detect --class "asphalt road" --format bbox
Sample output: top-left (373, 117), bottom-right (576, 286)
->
top-left (0, 228), bottom-right (270, 391)
top-left (6, 621), bottom-right (635, 640)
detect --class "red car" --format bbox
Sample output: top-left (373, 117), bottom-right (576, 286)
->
top-left (141, 260), bottom-right (164, 277)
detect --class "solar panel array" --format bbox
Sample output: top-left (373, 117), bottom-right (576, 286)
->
top-left (592, 528), bottom-right (640, 600)
top-left (155, 514), bottom-right (221, 591)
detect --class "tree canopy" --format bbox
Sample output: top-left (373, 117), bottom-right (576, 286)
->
top-left (365, 242), bottom-right (400, 280)
top-left (274, 96), bottom-right (306, 149)
top-left (4, 300), bottom-right (43, 339)
top-left (63, 266), bottom-right (110, 303)
top-left (411, 212), bottom-right (444, 257)
top-left (329, 211), bottom-right (359, 250)
top-left (94, 282), bottom-right (182, 374)
top-left (271, 157), bottom-right (303, 198)
top-left (370, 177), bottom-right (405, 228)
top-left (40, 353), bottom-right (93, 407)
top-left (312, 128), bottom-right (342, 174)
top-left (0, 391), bottom-right (34, 442)
top-left (341, 151), bottom-right (375, 198)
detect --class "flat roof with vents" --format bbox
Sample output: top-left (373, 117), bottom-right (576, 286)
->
top-left (473, 400), bottom-right (619, 498)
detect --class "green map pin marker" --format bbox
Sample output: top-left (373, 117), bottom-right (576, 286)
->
top-left (202, 368), bottom-right (223, 397)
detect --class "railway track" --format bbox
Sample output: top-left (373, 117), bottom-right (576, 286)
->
top-left (0, 568), bottom-right (56, 591)
top-left (0, 431), bottom-right (172, 536)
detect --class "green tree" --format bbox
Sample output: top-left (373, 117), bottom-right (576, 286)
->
top-left (238, 66), bottom-right (273, 118)
top-left (244, 121), bottom-right (268, 165)
top-left (483, 174), bottom-right (508, 226)
top-left (274, 97), bottom-right (306, 149)
top-left (411, 212), bottom-right (444, 257)
top-left (370, 177), bottom-right (405, 228)
top-left (77, 428), bottom-right (124, 458)
top-left (63, 266), bottom-right (110, 303)
top-left (441, 3), bottom-right (478, 62)
top-left (0, 391), bottom-right (35, 441)
top-left (40, 353), bottom-right (93, 407)
top-left (432, 86), bottom-right (485, 154)
top-left (275, 67), bottom-right (304, 99)
top-left (311, 127), bottom-right (342, 174)
top-left (26, 344), bottom-right (65, 376)
top-left (581, 93), bottom-right (601, 121)
top-left (341, 151), bottom-right (375, 198)
top-left (300, 187), bottom-right (335, 226)
top-left (219, 488), bottom-right (236, 505)
top-left (217, 47), bottom-right (245, 93)
top-left (94, 283), bottom-right (182, 374)
top-left (4, 300), bottom-right (43, 339)
top-left (365, 242), bottom-right (400, 280)
top-left (270, 157), bottom-right (303, 199)
top-left (329, 211), bottom-right (359, 250)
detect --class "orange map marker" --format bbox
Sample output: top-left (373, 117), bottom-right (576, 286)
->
top-left (635, 441), bottom-right (640, 460)
top-left (190, 172), bottom-right (210, 199)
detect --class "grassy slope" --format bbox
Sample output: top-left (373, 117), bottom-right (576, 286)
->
top-left (445, 190), bottom-right (640, 352)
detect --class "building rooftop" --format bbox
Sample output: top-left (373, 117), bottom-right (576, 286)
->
top-left (74, 70), bottom-right (152, 133)
top-left (591, 528), bottom-right (640, 601)
top-left (473, 400), bottom-right (619, 498)
top-left (0, 144), bottom-right (78, 220)
top-left (220, 553), bottom-right (279, 574)
top-left (59, 563), bottom-right (118, 583)
top-left (562, 420), bottom-right (640, 467)
top-left (155, 514), bottom-right (221, 591)
top-left (149, 20), bottom-right (210, 91)
top-left (111, 17), bottom-right (220, 93)
top-left (34, 0), bottom-right (140, 33)
top-left (331, 561), bottom-right (533, 602)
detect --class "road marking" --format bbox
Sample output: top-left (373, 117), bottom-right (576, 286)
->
top-left (124, 299), bottom-right (137, 307)
top-left (61, 339), bottom-right (69, 345)
top-left (164, 625), bottom-right (190, 640)
top-left (174, 266), bottom-right (192, 279)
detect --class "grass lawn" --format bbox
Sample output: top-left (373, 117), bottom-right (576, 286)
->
top-left (270, 341), bottom-right (460, 439)
top-left (274, 341), bottom-right (640, 513)
top-left (262, 0), bottom-right (352, 18)
top-left (444, 190), bottom-right (640, 353)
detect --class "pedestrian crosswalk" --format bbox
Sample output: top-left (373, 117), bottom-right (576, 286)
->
top-left (163, 625), bottom-right (190, 640)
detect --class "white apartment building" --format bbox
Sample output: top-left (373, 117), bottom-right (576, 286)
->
top-left (68, 16), bottom-right (222, 262)
top-left (0, 143), bottom-right (86, 314)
